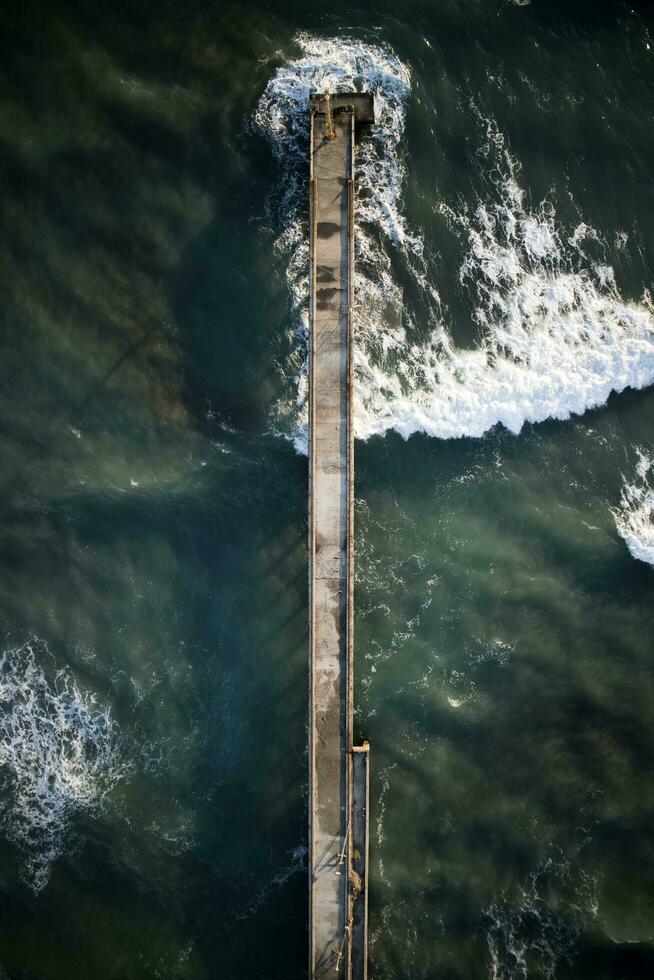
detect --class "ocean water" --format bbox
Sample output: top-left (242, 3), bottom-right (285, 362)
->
top-left (1, 1), bottom-right (654, 977)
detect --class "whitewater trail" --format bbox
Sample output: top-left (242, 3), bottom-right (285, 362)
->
top-left (256, 35), bottom-right (654, 570)
top-left (256, 34), bottom-right (654, 447)
top-left (255, 34), bottom-right (428, 453)
top-left (0, 639), bottom-right (125, 891)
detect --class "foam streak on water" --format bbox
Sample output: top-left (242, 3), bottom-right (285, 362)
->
top-left (256, 39), bottom-right (654, 449)
top-left (0, 639), bottom-right (124, 892)
top-left (612, 449), bottom-right (654, 566)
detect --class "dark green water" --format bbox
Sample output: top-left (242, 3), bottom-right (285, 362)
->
top-left (1, 2), bottom-right (654, 978)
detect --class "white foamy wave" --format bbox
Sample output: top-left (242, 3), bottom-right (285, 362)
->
top-left (256, 34), bottom-right (413, 244)
top-left (257, 39), bottom-right (654, 448)
top-left (356, 121), bottom-right (654, 441)
top-left (255, 34), bottom-right (426, 451)
top-left (485, 847), bottom-right (600, 979)
top-left (612, 449), bottom-right (654, 566)
top-left (0, 639), bottom-right (124, 891)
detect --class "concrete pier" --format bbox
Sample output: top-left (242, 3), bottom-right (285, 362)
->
top-left (308, 92), bottom-right (373, 980)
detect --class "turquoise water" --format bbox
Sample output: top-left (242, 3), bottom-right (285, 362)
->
top-left (1, 1), bottom-right (654, 977)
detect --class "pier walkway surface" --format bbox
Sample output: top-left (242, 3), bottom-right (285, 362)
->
top-left (309, 93), bottom-right (372, 980)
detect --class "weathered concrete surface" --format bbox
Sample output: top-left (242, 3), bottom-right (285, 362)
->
top-left (310, 92), bottom-right (375, 123)
top-left (309, 101), bottom-right (353, 980)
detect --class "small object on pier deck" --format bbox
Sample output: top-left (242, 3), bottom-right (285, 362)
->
top-left (325, 93), bottom-right (336, 140)
top-left (309, 92), bottom-right (375, 125)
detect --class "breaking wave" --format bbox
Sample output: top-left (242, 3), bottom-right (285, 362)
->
top-left (256, 36), bottom-right (654, 450)
top-left (612, 449), bottom-right (654, 566)
top-left (0, 639), bottom-right (125, 892)
top-left (255, 33), bottom-right (422, 452)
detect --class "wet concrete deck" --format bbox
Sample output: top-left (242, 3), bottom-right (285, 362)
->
top-left (309, 93), bottom-right (372, 980)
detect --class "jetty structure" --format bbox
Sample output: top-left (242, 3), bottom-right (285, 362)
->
top-left (308, 92), bottom-right (373, 979)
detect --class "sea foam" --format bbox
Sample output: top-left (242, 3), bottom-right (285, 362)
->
top-left (485, 850), bottom-right (600, 980)
top-left (256, 36), bottom-right (654, 450)
top-left (612, 449), bottom-right (654, 566)
top-left (255, 34), bottom-right (418, 452)
top-left (0, 639), bottom-right (124, 891)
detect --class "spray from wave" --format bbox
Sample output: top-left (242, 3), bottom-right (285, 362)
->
top-left (0, 639), bottom-right (125, 892)
top-left (612, 449), bottom-right (654, 566)
top-left (256, 36), bottom-right (654, 450)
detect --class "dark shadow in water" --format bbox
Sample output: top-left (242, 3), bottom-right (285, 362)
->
top-left (0, 432), bottom-right (310, 979)
top-left (561, 935), bottom-right (654, 979)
